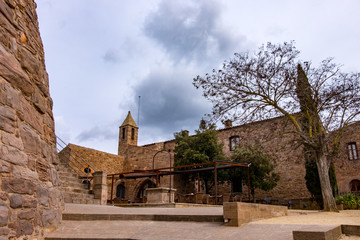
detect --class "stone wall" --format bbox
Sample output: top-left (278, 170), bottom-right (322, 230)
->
top-left (217, 117), bottom-right (310, 201)
top-left (118, 144), bottom-right (174, 202)
top-left (61, 142), bottom-right (176, 202)
top-left (155, 116), bottom-right (360, 202)
top-left (79, 116), bottom-right (310, 202)
top-left (59, 144), bottom-right (125, 175)
top-left (0, 0), bottom-right (63, 239)
top-left (332, 121), bottom-right (360, 193)
top-left (73, 114), bottom-right (360, 204)
top-left (217, 117), bottom-right (360, 202)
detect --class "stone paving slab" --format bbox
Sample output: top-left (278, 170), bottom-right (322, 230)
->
top-left (46, 204), bottom-right (360, 240)
top-left (46, 220), bottom-right (314, 240)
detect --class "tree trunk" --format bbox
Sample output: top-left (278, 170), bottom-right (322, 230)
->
top-left (316, 147), bottom-right (338, 212)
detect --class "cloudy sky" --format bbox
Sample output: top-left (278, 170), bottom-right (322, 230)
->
top-left (35, 0), bottom-right (360, 154)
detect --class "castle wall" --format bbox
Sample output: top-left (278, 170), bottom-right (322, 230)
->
top-left (0, 0), bottom-right (63, 238)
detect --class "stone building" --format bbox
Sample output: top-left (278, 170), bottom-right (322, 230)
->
top-left (0, 0), bottom-right (63, 239)
top-left (59, 111), bottom-right (176, 203)
top-left (61, 111), bottom-right (360, 205)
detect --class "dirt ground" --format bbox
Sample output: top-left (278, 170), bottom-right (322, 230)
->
top-left (257, 210), bottom-right (360, 239)
top-left (257, 210), bottom-right (360, 225)
top-left (339, 235), bottom-right (360, 240)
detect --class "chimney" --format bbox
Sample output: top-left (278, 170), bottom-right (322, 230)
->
top-left (224, 120), bottom-right (232, 128)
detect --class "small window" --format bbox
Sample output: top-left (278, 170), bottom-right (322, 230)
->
top-left (131, 128), bottom-right (135, 140)
top-left (347, 142), bottom-right (358, 160)
top-left (230, 136), bottom-right (240, 151)
top-left (122, 128), bottom-right (126, 139)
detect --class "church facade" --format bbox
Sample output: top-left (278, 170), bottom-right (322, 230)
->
top-left (60, 111), bottom-right (360, 206)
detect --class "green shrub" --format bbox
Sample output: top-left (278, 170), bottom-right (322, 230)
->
top-left (335, 194), bottom-right (360, 209)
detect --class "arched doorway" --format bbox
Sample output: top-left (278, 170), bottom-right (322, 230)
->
top-left (116, 183), bottom-right (125, 199)
top-left (136, 179), bottom-right (156, 199)
top-left (350, 179), bottom-right (360, 192)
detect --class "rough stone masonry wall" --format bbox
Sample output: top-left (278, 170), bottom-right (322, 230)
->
top-left (59, 144), bottom-right (125, 175)
top-left (67, 141), bottom-right (176, 202)
top-left (120, 144), bottom-right (175, 202)
top-left (58, 144), bottom-right (126, 201)
top-left (217, 117), bottom-right (360, 201)
top-left (332, 121), bottom-right (360, 193)
top-left (217, 117), bottom-right (310, 201)
top-left (0, 0), bottom-right (63, 239)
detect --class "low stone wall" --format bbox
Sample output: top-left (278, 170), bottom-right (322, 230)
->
top-left (223, 202), bottom-right (288, 227)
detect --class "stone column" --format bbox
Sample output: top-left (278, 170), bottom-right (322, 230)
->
top-left (93, 171), bottom-right (108, 205)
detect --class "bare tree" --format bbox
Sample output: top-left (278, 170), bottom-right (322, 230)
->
top-left (193, 42), bottom-right (360, 211)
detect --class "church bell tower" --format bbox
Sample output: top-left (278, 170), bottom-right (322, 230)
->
top-left (118, 111), bottom-right (138, 155)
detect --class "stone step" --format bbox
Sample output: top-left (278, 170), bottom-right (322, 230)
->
top-left (63, 191), bottom-right (97, 200)
top-left (58, 163), bottom-right (90, 176)
top-left (61, 204), bottom-right (224, 223)
top-left (62, 212), bottom-right (224, 222)
top-left (59, 175), bottom-right (83, 185)
top-left (58, 171), bottom-right (79, 178)
top-left (58, 164), bottom-right (75, 173)
top-left (63, 197), bottom-right (100, 205)
top-left (61, 186), bottom-right (91, 195)
top-left (57, 162), bottom-right (100, 205)
top-left (58, 173), bottom-right (91, 184)
top-left (61, 181), bottom-right (90, 190)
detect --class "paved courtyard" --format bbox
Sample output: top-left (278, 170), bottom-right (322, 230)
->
top-left (46, 204), bottom-right (360, 240)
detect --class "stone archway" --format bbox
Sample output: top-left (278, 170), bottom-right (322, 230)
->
top-left (135, 179), bottom-right (156, 199)
top-left (350, 179), bottom-right (360, 192)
